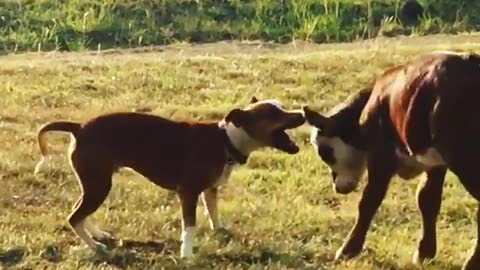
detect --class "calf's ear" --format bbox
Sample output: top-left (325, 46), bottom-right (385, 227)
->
top-left (225, 109), bottom-right (248, 127)
top-left (303, 106), bottom-right (332, 129)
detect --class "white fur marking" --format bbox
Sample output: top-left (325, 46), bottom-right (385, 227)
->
top-left (256, 99), bottom-right (284, 110)
top-left (84, 219), bottom-right (112, 240)
top-left (415, 148), bottom-right (445, 167)
top-left (310, 127), bottom-right (367, 191)
top-left (310, 127), bottom-right (319, 146)
top-left (73, 220), bottom-right (107, 250)
top-left (219, 121), bottom-right (260, 156)
top-left (34, 157), bottom-right (46, 175)
top-left (180, 226), bottom-right (195, 257)
top-left (430, 50), bottom-right (469, 56)
top-left (396, 147), bottom-right (446, 168)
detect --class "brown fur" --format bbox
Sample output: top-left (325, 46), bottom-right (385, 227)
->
top-left (304, 51), bottom-right (480, 270)
top-left (35, 98), bottom-right (305, 256)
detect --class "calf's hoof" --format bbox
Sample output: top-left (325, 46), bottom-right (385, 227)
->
top-left (335, 243), bottom-right (363, 261)
top-left (413, 244), bottom-right (436, 265)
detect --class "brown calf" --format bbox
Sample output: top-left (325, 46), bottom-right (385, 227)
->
top-left (34, 97), bottom-right (305, 257)
top-left (304, 51), bottom-right (480, 270)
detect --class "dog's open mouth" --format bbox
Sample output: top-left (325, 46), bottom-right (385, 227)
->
top-left (272, 114), bottom-right (305, 154)
top-left (272, 129), bottom-right (299, 154)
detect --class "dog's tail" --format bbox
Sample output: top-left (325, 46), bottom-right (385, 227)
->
top-left (34, 121), bottom-right (81, 175)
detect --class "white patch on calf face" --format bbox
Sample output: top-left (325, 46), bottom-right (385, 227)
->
top-left (310, 127), bottom-right (367, 193)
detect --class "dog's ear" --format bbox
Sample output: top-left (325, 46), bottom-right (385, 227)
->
top-left (250, 96), bottom-right (259, 104)
top-left (225, 109), bottom-right (248, 127)
top-left (303, 106), bottom-right (332, 129)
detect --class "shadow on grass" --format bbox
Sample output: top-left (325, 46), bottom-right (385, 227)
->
top-left (201, 246), bottom-right (317, 269)
top-left (41, 245), bottom-right (63, 263)
top-left (0, 247), bottom-right (24, 267)
top-left (327, 247), bottom-right (465, 270)
top-left (87, 236), bottom-right (317, 269)
top-left (87, 238), bottom-right (180, 269)
top-left (119, 238), bottom-right (180, 254)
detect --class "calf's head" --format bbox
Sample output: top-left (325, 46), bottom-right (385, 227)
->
top-left (303, 106), bottom-right (367, 194)
top-left (223, 97), bottom-right (305, 155)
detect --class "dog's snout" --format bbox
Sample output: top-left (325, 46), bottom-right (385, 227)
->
top-left (291, 112), bottom-right (306, 125)
top-left (281, 111), bottom-right (305, 129)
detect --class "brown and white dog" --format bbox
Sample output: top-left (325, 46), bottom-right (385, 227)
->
top-left (303, 51), bottom-right (480, 270)
top-left (34, 97), bottom-right (305, 257)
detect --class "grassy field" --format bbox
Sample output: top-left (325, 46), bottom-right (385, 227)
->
top-left (2, 0), bottom-right (480, 53)
top-left (2, 33), bottom-right (480, 269)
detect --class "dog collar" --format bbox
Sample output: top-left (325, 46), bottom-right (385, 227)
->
top-left (222, 130), bottom-right (248, 165)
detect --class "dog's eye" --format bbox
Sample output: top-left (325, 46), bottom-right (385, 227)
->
top-left (265, 108), bottom-right (281, 119)
top-left (318, 144), bottom-right (336, 165)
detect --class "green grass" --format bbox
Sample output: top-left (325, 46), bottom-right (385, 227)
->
top-left (1, 0), bottom-right (480, 53)
top-left (2, 33), bottom-right (480, 269)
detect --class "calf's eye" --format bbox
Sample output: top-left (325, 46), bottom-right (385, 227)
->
top-left (318, 144), bottom-right (336, 165)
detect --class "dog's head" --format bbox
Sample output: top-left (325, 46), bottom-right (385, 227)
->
top-left (223, 97), bottom-right (305, 155)
top-left (303, 106), bottom-right (367, 195)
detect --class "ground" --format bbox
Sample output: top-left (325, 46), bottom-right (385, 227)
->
top-left (1, 34), bottom-right (480, 270)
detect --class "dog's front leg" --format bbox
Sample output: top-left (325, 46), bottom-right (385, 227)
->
top-left (202, 187), bottom-right (221, 230)
top-left (179, 191), bottom-right (199, 258)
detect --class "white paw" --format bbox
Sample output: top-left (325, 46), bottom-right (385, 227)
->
top-left (412, 251), bottom-right (421, 265)
top-left (34, 158), bottom-right (46, 176)
top-left (180, 246), bottom-right (193, 258)
top-left (95, 231), bottom-right (114, 241)
top-left (180, 226), bottom-right (195, 258)
top-left (334, 248), bottom-right (343, 261)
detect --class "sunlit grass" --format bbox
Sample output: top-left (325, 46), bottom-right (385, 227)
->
top-left (1, 34), bottom-right (480, 269)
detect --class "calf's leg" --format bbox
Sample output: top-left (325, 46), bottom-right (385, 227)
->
top-left (462, 204), bottom-right (480, 270)
top-left (336, 153), bottom-right (396, 260)
top-left (413, 167), bottom-right (446, 264)
top-left (451, 171), bottom-right (480, 270)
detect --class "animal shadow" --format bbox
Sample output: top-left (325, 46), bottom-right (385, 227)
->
top-left (119, 238), bottom-right (180, 255)
top-left (204, 247), bottom-right (315, 269)
top-left (40, 245), bottom-right (63, 263)
top-left (89, 238), bottom-right (181, 268)
top-left (0, 247), bottom-right (25, 267)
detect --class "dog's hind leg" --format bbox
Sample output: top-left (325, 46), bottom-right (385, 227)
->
top-left (201, 188), bottom-right (221, 230)
top-left (68, 161), bottom-right (113, 253)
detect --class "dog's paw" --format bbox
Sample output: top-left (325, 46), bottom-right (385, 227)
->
top-left (94, 242), bottom-right (113, 257)
top-left (412, 250), bottom-right (423, 265)
top-left (96, 231), bottom-right (115, 241)
top-left (180, 247), bottom-right (193, 258)
top-left (34, 158), bottom-right (46, 176)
